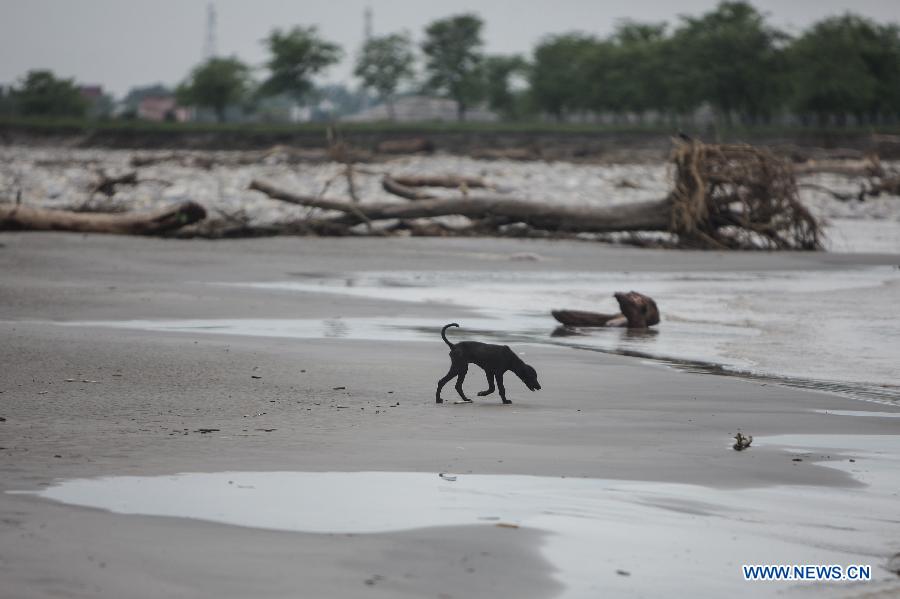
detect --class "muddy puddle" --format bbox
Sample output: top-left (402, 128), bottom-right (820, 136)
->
top-left (11, 434), bottom-right (900, 597)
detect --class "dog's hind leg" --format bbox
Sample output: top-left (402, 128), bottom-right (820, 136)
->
top-left (497, 373), bottom-right (511, 404)
top-left (477, 370), bottom-right (495, 397)
top-left (454, 362), bottom-right (471, 402)
top-left (436, 366), bottom-right (458, 404)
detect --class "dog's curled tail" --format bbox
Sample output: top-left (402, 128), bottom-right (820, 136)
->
top-left (441, 323), bottom-right (459, 348)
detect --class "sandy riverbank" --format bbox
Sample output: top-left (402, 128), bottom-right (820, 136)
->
top-left (1, 234), bottom-right (899, 598)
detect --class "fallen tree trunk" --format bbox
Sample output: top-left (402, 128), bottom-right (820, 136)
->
top-left (381, 176), bottom-right (436, 200)
top-left (797, 182), bottom-right (858, 202)
top-left (552, 291), bottom-right (660, 329)
top-left (390, 175), bottom-right (488, 189)
top-left (247, 140), bottom-right (822, 250)
top-left (131, 153), bottom-right (216, 169)
top-left (793, 158), bottom-right (883, 178)
top-left (377, 138), bottom-right (434, 154)
top-left (614, 291), bottom-right (660, 328)
top-left (471, 147), bottom-right (539, 161)
top-left (551, 310), bottom-right (627, 327)
top-left (249, 179), bottom-right (672, 233)
top-left (863, 175), bottom-right (900, 199)
top-left (0, 201), bottom-right (206, 235)
top-left (92, 171), bottom-right (138, 196)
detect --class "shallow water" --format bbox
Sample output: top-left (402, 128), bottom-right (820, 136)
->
top-left (62, 267), bottom-right (900, 404)
top-left (12, 434), bottom-right (900, 597)
top-left (814, 410), bottom-right (900, 418)
top-left (245, 268), bottom-right (900, 391)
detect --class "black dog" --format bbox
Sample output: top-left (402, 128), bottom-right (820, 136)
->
top-left (436, 323), bottom-right (541, 404)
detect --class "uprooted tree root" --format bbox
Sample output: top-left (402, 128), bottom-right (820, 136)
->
top-left (669, 141), bottom-right (822, 250)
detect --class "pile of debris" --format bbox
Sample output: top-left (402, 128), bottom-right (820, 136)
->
top-left (5, 139), bottom-right (895, 249)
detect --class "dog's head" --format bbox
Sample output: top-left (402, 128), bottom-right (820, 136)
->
top-left (516, 363), bottom-right (541, 392)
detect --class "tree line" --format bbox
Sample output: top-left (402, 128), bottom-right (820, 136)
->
top-left (2, 2), bottom-right (899, 126)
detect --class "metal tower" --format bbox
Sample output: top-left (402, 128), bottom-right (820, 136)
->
top-left (203, 3), bottom-right (218, 60)
top-left (364, 5), bottom-right (373, 41)
top-left (358, 5), bottom-right (374, 110)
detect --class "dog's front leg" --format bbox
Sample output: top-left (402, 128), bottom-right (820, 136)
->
top-left (497, 373), bottom-right (511, 404)
top-left (477, 370), bottom-right (495, 397)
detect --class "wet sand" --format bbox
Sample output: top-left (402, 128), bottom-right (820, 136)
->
top-left (1, 233), bottom-right (899, 598)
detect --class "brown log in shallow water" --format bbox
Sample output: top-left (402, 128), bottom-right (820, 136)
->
top-left (552, 291), bottom-right (659, 329)
top-left (614, 291), bottom-right (660, 328)
top-left (550, 310), bottom-right (627, 327)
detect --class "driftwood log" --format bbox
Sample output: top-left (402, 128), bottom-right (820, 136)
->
top-left (0, 201), bottom-right (206, 235)
top-left (130, 147), bottom-right (329, 169)
top-left (793, 157), bottom-right (883, 178)
top-left (249, 179), bottom-right (672, 232)
top-left (381, 176), bottom-right (436, 200)
top-left (376, 138), bottom-right (434, 154)
top-left (862, 175), bottom-right (900, 199)
top-left (92, 171), bottom-right (139, 196)
top-left (381, 174), bottom-right (491, 201)
top-left (552, 291), bottom-right (660, 329)
top-left (390, 175), bottom-right (488, 189)
top-left (471, 147), bottom-right (540, 161)
top-left (131, 153), bottom-right (216, 169)
top-left (248, 139), bottom-right (821, 250)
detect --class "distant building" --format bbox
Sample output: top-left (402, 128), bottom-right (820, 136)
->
top-left (137, 95), bottom-right (189, 122)
top-left (78, 85), bottom-right (114, 118)
top-left (342, 95), bottom-right (498, 123)
top-left (79, 85), bottom-right (104, 102)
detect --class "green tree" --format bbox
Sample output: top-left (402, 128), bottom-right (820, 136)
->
top-left (868, 24), bottom-right (900, 121)
top-left (483, 55), bottom-right (528, 120)
top-left (177, 57), bottom-right (251, 122)
top-left (354, 33), bottom-right (415, 120)
top-left (0, 85), bottom-right (16, 117)
top-left (10, 70), bottom-right (87, 118)
top-left (261, 26), bottom-right (342, 104)
top-left (670, 1), bottom-right (788, 124)
top-left (421, 14), bottom-right (485, 121)
top-left (603, 22), bottom-right (670, 121)
top-left (788, 15), bottom-right (900, 124)
top-left (530, 34), bottom-right (596, 121)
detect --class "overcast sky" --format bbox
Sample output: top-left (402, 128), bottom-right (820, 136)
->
top-left (1, 0), bottom-right (897, 97)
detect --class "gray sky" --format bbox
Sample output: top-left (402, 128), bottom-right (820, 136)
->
top-left (1, 0), bottom-right (898, 97)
